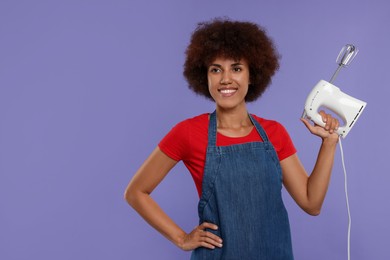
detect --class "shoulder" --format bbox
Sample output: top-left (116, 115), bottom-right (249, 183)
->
top-left (250, 114), bottom-right (296, 160)
top-left (250, 114), bottom-right (288, 135)
top-left (158, 113), bottom-right (209, 160)
top-left (171, 113), bottom-right (209, 132)
top-left (184, 113), bottom-right (209, 125)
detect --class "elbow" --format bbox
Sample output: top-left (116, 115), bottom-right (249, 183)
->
top-left (301, 202), bottom-right (322, 216)
top-left (306, 209), bottom-right (321, 216)
top-left (303, 206), bottom-right (321, 216)
top-left (124, 185), bottom-right (137, 207)
top-left (124, 183), bottom-right (150, 209)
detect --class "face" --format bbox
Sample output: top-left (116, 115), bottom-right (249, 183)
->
top-left (207, 57), bottom-right (250, 110)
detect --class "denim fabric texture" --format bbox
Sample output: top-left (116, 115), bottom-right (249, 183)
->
top-left (191, 111), bottom-right (294, 260)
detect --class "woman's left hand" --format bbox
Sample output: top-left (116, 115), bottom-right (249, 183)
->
top-left (301, 110), bottom-right (340, 141)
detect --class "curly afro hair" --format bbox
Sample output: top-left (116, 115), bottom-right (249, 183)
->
top-left (183, 18), bottom-right (280, 102)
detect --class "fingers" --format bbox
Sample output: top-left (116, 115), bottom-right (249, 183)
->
top-left (300, 111), bottom-right (340, 141)
top-left (199, 222), bottom-right (218, 231)
top-left (198, 223), bottom-right (223, 249)
top-left (319, 110), bottom-right (339, 134)
top-left (181, 222), bottom-right (223, 251)
top-left (198, 230), bottom-right (223, 249)
top-left (196, 222), bottom-right (223, 249)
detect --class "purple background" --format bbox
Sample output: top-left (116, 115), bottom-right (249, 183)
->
top-left (1, 1), bottom-right (388, 259)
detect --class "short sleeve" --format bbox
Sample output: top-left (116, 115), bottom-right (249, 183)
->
top-left (158, 120), bottom-right (190, 162)
top-left (271, 122), bottom-right (296, 161)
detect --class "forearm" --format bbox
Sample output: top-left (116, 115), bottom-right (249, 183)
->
top-left (283, 114), bottom-right (340, 215)
top-left (124, 147), bottom-right (187, 247)
top-left (126, 190), bottom-right (187, 248)
top-left (306, 138), bottom-right (338, 214)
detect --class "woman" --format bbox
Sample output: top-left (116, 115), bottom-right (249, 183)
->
top-left (125, 18), bottom-right (339, 259)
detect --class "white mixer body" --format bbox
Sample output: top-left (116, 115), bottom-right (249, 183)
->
top-left (303, 80), bottom-right (367, 138)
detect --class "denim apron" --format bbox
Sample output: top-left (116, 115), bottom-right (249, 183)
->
top-left (191, 111), bottom-right (294, 260)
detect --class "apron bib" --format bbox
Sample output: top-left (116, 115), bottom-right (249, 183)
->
top-left (191, 111), bottom-right (294, 260)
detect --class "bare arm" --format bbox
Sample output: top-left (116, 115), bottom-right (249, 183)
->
top-left (281, 111), bottom-right (339, 216)
top-left (124, 147), bottom-right (223, 250)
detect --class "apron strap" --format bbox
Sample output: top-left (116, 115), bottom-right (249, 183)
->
top-left (248, 113), bottom-right (270, 142)
top-left (207, 111), bottom-right (217, 147)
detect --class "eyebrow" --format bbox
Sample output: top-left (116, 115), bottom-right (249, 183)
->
top-left (209, 62), bottom-right (243, 67)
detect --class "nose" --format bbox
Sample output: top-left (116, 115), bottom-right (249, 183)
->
top-left (220, 71), bottom-right (233, 85)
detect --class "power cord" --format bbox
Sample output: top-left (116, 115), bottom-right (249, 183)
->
top-left (338, 137), bottom-right (351, 260)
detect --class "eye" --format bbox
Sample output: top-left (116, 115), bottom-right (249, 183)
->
top-left (209, 67), bottom-right (221, 73)
top-left (232, 66), bottom-right (242, 72)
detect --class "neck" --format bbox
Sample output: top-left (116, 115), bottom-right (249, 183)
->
top-left (215, 105), bottom-right (251, 129)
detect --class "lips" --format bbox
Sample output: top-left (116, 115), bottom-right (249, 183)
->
top-left (218, 88), bottom-right (238, 97)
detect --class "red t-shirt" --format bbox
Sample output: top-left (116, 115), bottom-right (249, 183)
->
top-left (158, 113), bottom-right (296, 197)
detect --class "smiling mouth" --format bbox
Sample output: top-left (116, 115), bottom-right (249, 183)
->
top-left (219, 88), bottom-right (238, 95)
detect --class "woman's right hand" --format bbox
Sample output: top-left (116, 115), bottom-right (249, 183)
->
top-left (179, 222), bottom-right (223, 251)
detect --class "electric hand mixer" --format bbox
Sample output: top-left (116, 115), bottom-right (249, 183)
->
top-left (302, 44), bottom-right (367, 260)
top-left (302, 44), bottom-right (367, 138)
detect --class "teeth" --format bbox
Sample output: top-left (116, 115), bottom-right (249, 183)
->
top-left (220, 89), bottom-right (236, 94)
